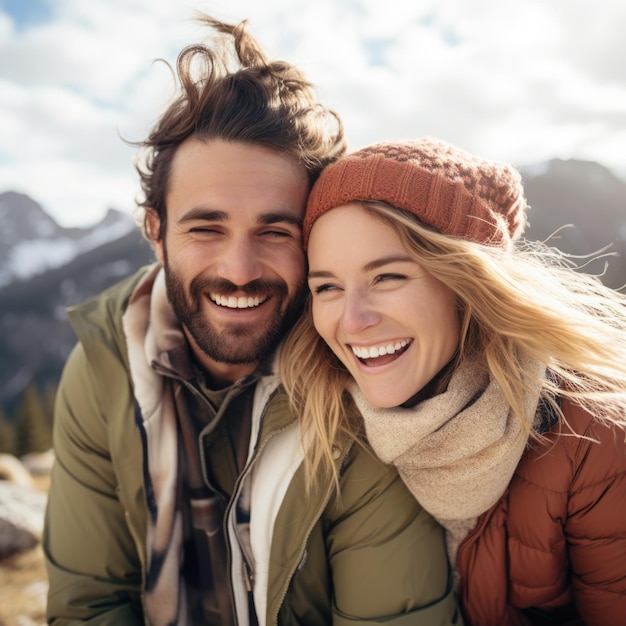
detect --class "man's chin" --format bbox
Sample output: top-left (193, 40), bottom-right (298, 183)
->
top-left (183, 299), bottom-right (301, 367)
top-left (197, 333), bottom-right (278, 366)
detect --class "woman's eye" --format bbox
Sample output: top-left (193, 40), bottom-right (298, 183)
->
top-left (376, 273), bottom-right (407, 283)
top-left (311, 283), bottom-right (338, 295)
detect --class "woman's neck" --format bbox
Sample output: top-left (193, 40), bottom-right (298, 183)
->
top-left (400, 353), bottom-right (459, 408)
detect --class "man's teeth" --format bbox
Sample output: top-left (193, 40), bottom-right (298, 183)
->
top-left (211, 294), bottom-right (263, 309)
top-left (351, 340), bottom-right (409, 359)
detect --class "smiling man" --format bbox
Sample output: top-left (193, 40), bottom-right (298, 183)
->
top-left (43, 14), bottom-right (460, 626)
top-left (147, 137), bottom-right (309, 384)
top-left (150, 138), bottom-right (309, 383)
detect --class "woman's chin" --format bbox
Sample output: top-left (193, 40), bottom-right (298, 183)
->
top-left (360, 387), bottom-right (412, 409)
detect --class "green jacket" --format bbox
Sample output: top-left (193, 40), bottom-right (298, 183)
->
top-left (44, 266), bottom-right (461, 625)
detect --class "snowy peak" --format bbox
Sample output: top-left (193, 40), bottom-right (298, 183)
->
top-left (0, 193), bottom-right (136, 287)
top-left (0, 192), bottom-right (62, 246)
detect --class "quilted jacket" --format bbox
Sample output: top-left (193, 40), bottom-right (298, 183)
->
top-left (457, 399), bottom-right (626, 625)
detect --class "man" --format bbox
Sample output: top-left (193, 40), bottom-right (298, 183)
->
top-left (43, 14), bottom-right (460, 626)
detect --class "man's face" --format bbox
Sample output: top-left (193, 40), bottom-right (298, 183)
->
top-left (148, 138), bottom-right (309, 384)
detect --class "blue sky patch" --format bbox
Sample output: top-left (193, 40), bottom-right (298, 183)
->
top-left (0, 0), bottom-right (54, 30)
top-left (364, 38), bottom-right (395, 67)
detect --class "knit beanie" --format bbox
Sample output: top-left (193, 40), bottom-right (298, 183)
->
top-left (303, 137), bottom-right (528, 248)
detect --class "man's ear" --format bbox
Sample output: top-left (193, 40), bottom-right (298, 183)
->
top-left (145, 208), bottom-right (165, 265)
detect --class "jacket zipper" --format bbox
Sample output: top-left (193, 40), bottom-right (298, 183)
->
top-left (269, 498), bottom-right (330, 626)
top-left (154, 368), bottom-right (308, 625)
top-left (176, 375), bottom-right (250, 626)
top-left (268, 446), bottom-right (348, 626)
top-left (178, 374), bottom-right (301, 625)
top-left (225, 382), bottom-right (333, 626)
top-left (154, 370), bottom-right (255, 625)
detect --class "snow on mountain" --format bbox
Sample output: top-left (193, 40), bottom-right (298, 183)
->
top-left (0, 192), bottom-right (136, 287)
top-left (1, 216), bottom-right (136, 285)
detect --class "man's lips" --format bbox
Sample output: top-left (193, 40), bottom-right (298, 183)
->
top-left (209, 293), bottom-right (268, 309)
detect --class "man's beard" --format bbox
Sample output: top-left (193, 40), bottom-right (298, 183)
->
top-left (164, 264), bottom-right (305, 366)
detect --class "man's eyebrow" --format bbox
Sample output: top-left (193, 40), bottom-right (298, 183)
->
top-left (308, 255), bottom-right (414, 280)
top-left (258, 212), bottom-right (303, 228)
top-left (178, 208), bottom-right (227, 223)
top-left (176, 208), bottom-right (302, 227)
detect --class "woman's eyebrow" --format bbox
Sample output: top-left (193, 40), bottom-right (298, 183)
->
top-left (308, 269), bottom-right (334, 280)
top-left (362, 255), bottom-right (414, 272)
top-left (308, 256), bottom-right (414, 280)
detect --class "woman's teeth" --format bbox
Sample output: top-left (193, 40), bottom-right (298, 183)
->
top-left (351, 339), bottom-right (409, 359)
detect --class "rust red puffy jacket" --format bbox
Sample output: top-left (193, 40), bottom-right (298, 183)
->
top-left (456, 400), bottom-right (626, 626)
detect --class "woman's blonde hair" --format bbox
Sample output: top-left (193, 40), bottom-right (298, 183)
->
top-left (280, 201), bottom-right (626, 492)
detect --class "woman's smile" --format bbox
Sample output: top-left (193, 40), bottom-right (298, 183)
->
top-left (350, 339), bottom-right (412, 366)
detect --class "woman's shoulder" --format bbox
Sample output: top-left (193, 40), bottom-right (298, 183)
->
top-left (514, 398), bottom-right (626, 494)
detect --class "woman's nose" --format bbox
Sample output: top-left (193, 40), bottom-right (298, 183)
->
top-left (340, 291), bottom-right (380, 334)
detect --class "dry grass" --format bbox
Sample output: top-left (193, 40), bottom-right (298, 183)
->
top-left (0, 547), bottom-right (48, 626)
top-left (0, 475), bottom-right (50, 626)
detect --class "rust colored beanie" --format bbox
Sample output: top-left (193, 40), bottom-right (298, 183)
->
top-left (303, 137), bottom-right (527, 248)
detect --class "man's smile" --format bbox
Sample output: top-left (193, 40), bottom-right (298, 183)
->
top-left (209, 293), bottom-right (268, 309)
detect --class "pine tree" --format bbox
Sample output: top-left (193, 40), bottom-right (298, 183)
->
top-left (0, 408), bottom-right (16, 455)
top-left (43, 383), bottom-right (57, 433)
top-left (14, 383), bottom-right (53, 456)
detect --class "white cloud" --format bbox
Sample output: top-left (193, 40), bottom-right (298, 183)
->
top-left (0, 0), bottom-right (624, 227)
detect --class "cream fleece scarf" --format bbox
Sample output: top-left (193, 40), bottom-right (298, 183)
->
top-left (350, 355), bottom-right (545, 567)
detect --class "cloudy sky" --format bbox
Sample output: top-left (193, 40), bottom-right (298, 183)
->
top-left (1, 0), bottom-right (625, 227)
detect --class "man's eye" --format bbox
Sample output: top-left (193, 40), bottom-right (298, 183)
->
top-left (262, 229), bottom-right (292, 238)
top-left (189, 226), bottom-right (220, 234)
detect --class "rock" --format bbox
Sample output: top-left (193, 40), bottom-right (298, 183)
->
top-left (0, 454), bottom-right (35, 489)
top-left (20, 449), bottom-right (55, 476)
top-left (0, 481), bottom-right (47, 560)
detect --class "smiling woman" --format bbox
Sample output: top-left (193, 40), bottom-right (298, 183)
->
top-left (307, 202), bottom-right (459, 408)
top-left (281, 136), bottom-right (626, 626)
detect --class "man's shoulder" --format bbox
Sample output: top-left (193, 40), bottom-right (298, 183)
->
top-left (68, 264), bottom-right (156, 321)
top-left (60, 264), bottom-right (158, 381)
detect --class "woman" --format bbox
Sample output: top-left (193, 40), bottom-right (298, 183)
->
top-left (281, 137), bottom-right (626, 626)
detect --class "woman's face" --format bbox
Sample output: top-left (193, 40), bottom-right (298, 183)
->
top-left (307, 203), bottom-right (460, 408)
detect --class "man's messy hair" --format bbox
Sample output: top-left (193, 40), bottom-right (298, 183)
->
top-left (133, 14), bottom-right (346, 239)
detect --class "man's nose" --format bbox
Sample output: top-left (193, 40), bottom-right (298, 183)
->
top-left (215, 236), bottom-right (263, 286)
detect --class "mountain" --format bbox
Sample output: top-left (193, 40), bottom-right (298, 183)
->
top-left (0, 191), bottom-right (140, 287)
top-left (521, 160), bottom-right (626, 289)
top-left (0, 193), bottom-right (155, 413)
top-left (0, 159), bottom-right (625, 414)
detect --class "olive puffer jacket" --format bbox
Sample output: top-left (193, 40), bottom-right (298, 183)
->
top-left (457, 399), bottom-right (626, 625)
top-left (44, 266), bottom-right (462, 625)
